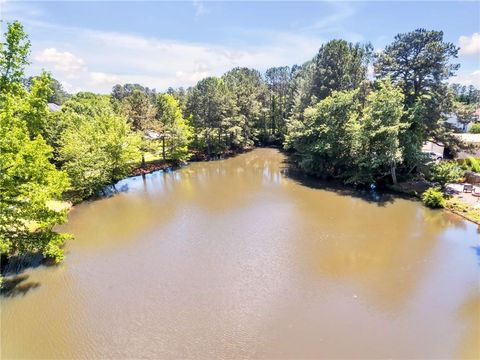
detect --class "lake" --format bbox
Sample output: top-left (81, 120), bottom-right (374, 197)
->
top-left (1, 148), bottom-right (479, 359)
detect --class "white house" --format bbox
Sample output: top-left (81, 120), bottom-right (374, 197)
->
top-left (445, 107), bottom-right (480, 132)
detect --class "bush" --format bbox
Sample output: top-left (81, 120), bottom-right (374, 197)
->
top-left (422, 187), bottom-right (446, 208)
top-left (469, 123), bottom-right (480, 134)
top-left (464, 157), bottom-right (480, 173)
top-left (428, 161), bottom-right (464, 187)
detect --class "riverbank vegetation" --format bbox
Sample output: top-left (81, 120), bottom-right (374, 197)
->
top-left (1, 21), bottom-right (478, 268)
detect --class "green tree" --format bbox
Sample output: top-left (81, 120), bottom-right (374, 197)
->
top-left (0, 21), bottom-right (30, 95)
top-left (223, 67), bottom-right (267, 146)
top-left (375, 29), bottom-right (460, 159)
top-left (26, 76), bottom-right (71, 105)
top-left (453, 101), bottom-right (477, 132)
top-left (119, 89), bottom-right (156, 132)
top-left (59, 94), bottom-right (140, 200)
top-left (186, 77), bottom-right (237, 155)
top-left (265, 66), bottom-right (292, 141)
top-left (22, 71), bottom-right (53, 138)
top-left (285, 90), bottom-right (361, 179)
top-left (0, 93), bottom-right (70, 263)
top-left (355, 79), bottom-right (405, 184)
top-left (154, 94), bottom-right (192, 162)
top-left (0, 22), bottom-right (70, 264)
top-left (312, 40), bottom-right (372, 101)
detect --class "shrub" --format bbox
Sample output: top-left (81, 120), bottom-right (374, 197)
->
top-left (428, 161), bottom-right (464, 187)
top-left (422, 187), bottom-right (446, 208)
top-left (464, 157), bottom-right (480, 173)
top-left (469, 123), bottom-right (480, 134)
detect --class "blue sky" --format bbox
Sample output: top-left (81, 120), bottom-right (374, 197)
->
top-left (1, 0), bottom-right (479, 93)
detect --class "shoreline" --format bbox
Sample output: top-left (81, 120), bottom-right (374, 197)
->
top-left (70, 147), bottom-right (480, 227)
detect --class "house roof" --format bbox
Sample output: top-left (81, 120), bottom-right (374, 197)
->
top-left (47, 103), bottom-right (61, 112)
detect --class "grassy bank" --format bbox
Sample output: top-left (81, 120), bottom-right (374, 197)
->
top-left (389, 181), bottom-right (480, 225)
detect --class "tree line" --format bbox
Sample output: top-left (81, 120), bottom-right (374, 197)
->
top-left (1, 21), bottom-right (478, 267)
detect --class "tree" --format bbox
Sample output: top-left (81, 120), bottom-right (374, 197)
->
top-left (111, 83), bottom-right (156, 103)
top-left (312, 40), bottom-right (372, 101)
top-left (454, 101), bottom-right (477, 132)
top-left (58, 94), bottom-right (140, 200)
top-left (0, 21), bottom-right (30, 95)
top-left (285, 90), bottom-right (361, 179)
top-left (154, 94), bottom-right (192, 162)
top-left (0, 93), bottom-right (70, 263)
top-left (25, 76), bottom-right (71, 105)
top-left (265, 66), bottom-right (292, 140)
top-left (222, 67), bottom-right (267, 146)
top-left (375, 29), bottom-right (460, 165)
top-left (22, 71), bottom-right (53, 138)
top-left (186, 77), bottom-right (237, 155)
top-left (119, 89), bottom-right (156, 132)
top-left (0, 22), bottom-right (70, 264)
top-left (356, 79), bottom-right (405, 184)
top-left (375, 29), bottom-right (459, 104)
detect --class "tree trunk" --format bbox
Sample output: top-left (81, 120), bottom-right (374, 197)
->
top-left (391, 164), bottom-right (398, 185)
top-left (141, 153), bottom-right (145, 168)
top-left (162, 136), bottom-right (166, 161)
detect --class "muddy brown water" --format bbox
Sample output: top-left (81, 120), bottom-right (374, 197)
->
top-left (1, 148), bottom-right (479, 359)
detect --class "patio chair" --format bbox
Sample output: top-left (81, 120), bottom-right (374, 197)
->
top-left (463, 183), bottom-right (473, 193)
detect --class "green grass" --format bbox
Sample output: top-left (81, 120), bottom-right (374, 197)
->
top-left (445, 198), bottom-right (480, 224)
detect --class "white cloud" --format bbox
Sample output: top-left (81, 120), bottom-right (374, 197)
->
top-left (458, 33), bottom-right (480, 56)
top-left (34, 48), bottom-right (86, 75)
top-left (27, 25), bottom-right (325, 93)
top-left (192, 0), bottom-right (208, 17)
top-left (450, 69), bottom-right (480, 88)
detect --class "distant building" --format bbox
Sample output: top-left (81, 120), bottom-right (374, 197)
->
top-left (445, 107), bottom-right (480, 133)
top-left (422, 140), bottom-right (445, 156)
top-left (47, 103), bottom-right (61, 112)
top-left (453, 133), bottom-right (480, 159)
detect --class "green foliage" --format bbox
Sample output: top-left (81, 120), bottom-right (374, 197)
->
top-left (154, 94), bottom-right (193, 162)
top-left (26, 76), bottom-right (70, 105)
top-left (375, 29), bottom-right (461, 158)
top-left (0, 21), bottom-right (70, 264)
top-left (463, 157), bottom-right (480, 173)
top-left (223, 67), bottom-right (267, 145)
top-left (354, 79), bottom-right (405, 184)
top-left (469, 123), bottom-right (480, 134)
top-left (186, 77), bottom-right (238, 155)
top-left (454, 101), bottom-right (477, 131)
top-left (422, 187), bottom-right (446, 208)
top-left (23, 71), bottom-right (53, 137)
top-left (285, 79), bottom-right (405, 184)
top-left (119, 89), bottom-right (156, 131)
top-left (0, 21), bottom-right (30, 94)
top-left (58, 94), bottom-right (141, 200)
top-left (0, 91), bottom-right (70, 263)
top-left (428, 161), bottom-right (464, 186)
top-left (312, 40), bottom-right (372, 100)
top-left (285, 89), bottom-right (361, 178)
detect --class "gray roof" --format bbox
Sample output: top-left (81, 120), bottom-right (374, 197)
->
top-left (47, 103), bottom-right (61, 112)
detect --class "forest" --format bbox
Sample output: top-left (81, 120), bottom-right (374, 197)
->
top-left (1, 20), bottom-right (479, 268)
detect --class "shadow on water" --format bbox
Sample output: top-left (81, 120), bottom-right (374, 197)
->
top-left (0, 274), bottom-right (40, 298)
top-left (0, 253), bottom-right (53, 297)
top-left (281, 160), bottom-right (408, 207)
